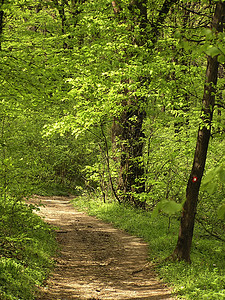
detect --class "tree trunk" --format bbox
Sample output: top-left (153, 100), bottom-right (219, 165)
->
top-left (112, 0), bottom-right (179, 207)
top-left (150, 0), bottom-right (178, 46)
top-left (111, 0), bottom-right (148, 207)
top-left (116, 98), bottom-right (146, 207)
top-left (53, 0), bottom-right (67, 34)
top-left (172, 1), bottom-right (225, 263)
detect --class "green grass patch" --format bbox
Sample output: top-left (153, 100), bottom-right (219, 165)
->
top-left (72, 195), bottom-right (225, 300)
top-left (0, 196), bottom-right (57, 300)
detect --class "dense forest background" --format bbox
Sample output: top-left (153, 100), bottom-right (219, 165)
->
top-left (0, 0), bottom-right (225, 299)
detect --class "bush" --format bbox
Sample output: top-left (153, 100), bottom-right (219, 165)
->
top-left (0, 196), bottom-right (57, 300)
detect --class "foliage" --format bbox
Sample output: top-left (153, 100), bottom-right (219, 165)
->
top-left (0, 0), bottom-right (225, 295)
top-left (72, 195), bottom-right (225, 299)
top-left (0, 196), bottom-right (57, 299)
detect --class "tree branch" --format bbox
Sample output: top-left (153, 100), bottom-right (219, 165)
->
top-left (151, 0), bottom-right (179, 46)
top-left (178, 4), bottom-right (211, 18)
top-left (196, 217), bottom-right (225, 242)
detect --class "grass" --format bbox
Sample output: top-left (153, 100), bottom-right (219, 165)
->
top-left (72, 195), bottom-right (225, 300)
top-left (0, 196), bottom-right (57, 300)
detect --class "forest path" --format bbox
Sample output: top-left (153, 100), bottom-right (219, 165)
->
top-left (31, 195), bottom-right (175, 300)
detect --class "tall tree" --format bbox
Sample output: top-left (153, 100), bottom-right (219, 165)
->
top-left (112, 0), bottom-right (179, 207)
top-left (172, 1), bottom-right (225, 263)
top-left (111, 0), bottom-right (148, 207)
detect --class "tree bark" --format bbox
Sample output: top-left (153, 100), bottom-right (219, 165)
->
top-left (151, 0), bottom-right (178, 46)
top-left (111, 0), bottom-right (148, 207)
top-left (112, 0), bottom-right (179, 207)
top-left (172, 1), bottom-right (225, 263)
top-left (116, 98), bottom-right (146, 207)
top-left (52, 0), bottom-right (67, 34)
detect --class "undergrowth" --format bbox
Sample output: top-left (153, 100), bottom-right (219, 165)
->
top-left (72, 195), bottom-right (225, 300)
top-left (0, 196), bottom-right (57, 300)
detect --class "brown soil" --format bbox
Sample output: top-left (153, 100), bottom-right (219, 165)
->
top-left (30, 195), bottom-right (175, 300)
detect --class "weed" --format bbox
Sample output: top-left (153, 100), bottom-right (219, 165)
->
top-left (0, 196), bottom-right (57, 300)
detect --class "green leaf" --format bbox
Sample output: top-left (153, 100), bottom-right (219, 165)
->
top-left (151, 202), bottom-right (161, 219)
top-left (217, 202), bottom-right (225, 220)
top-left (202, 169), bottom-right (215, 185)
top-left (174, 30), bottom-right (182, 39)
top-left (218, 54), bottom-right (225, 64)
top-left (218, 167), bottom-right (225, 183)
top-left (151, 200), bottom-right (183, 219)
top-left (205, 46), bottom-right (221, 57)
top-left (160, 200), bottom-right (183, 216)
top-left (203, 28), bottom-right (213, 39)
top-left (202, 181), bottom-right (217, 195)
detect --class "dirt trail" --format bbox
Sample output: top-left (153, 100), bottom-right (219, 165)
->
top-left (31, 196), bottom-right (175, 300)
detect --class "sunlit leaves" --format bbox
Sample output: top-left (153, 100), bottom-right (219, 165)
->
top-left (1, 0), bottom-right (225, 212)
top-left (202, 164), bottom-right (225, 220)
top-left (217, 202), bottom-right (225, 220)
top-left (205, 45), bottom-right (221, 57)
top-left (151, 200), bottom-right (183, 219)
top-left (202, 164), bottom-right (225, 187)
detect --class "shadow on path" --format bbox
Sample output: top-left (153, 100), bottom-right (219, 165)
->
top-left (30, 196), bottom-right (175, 300)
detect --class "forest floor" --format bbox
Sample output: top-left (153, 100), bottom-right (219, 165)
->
top-left (30, 195), bottom-right (175, 300)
